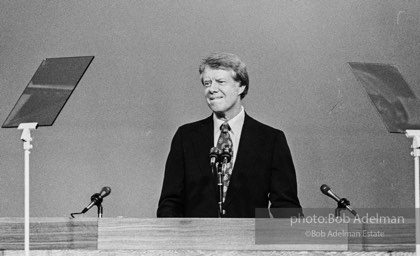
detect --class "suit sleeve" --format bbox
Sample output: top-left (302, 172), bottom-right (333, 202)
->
top-left (157, 128), bottom-right (185, 217)
top-left (269, 131), bottom-right (303, 218)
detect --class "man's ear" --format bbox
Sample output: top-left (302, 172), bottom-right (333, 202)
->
top-left (238, 84), bottom-right (245, 96)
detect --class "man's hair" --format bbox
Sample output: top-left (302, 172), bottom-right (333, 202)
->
top-left (199, 52), bottom-right (249, 99)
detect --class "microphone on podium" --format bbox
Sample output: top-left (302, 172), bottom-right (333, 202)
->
top-left (213, 145), bottom-right (232, 217)
top-left (82, 186), bottom-right (111, 213)
top-left (71, 186), bottom-right (111, 218)
top-left (320, 184), bottom-right (357, 216)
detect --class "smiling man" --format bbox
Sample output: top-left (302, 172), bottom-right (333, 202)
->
top-left (157, 52), bottom-right (302, 218)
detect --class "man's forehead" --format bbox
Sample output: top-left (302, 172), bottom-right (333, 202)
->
top-left (201, 67), bottom-right (235, 79)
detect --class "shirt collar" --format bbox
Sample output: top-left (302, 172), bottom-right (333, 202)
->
top-left (213, 106), bottom-right (245, 136)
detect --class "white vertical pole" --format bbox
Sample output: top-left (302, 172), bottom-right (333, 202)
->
top-left (24, 147), bottom-right (30, 256)
top-left (406, 130), bottom-right (420, 256)
top-left (415, 155), bottom-right (420, 256)
top-left (18, 123), bottom-right (37, 256)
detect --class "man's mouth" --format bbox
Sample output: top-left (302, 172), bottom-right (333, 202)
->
top-left (209, 96), bottom-right (223, 101)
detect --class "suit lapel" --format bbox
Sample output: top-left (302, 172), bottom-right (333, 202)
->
top-left (191, 116), bottom-right (214, 176)
top-left (224, 114), bottom-right (260, 208)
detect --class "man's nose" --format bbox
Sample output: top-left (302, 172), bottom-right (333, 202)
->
top-left (208, 81), bottom-right (219, 92)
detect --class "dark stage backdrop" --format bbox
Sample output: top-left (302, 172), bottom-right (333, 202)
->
top-left (0, 0), bottom-right (419, 217)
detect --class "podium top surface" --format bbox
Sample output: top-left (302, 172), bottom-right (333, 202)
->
top-left (349, 62), bottom-right (420, 133)
top-left (0, 217), bottom-right (415, 252)
top-left (2, 56), bottom-right (94, 128)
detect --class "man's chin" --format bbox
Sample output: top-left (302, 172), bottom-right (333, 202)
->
top-left (206, 104), bottom-right (224, 114)
top-left (207, 102), bottom-right (224, 112)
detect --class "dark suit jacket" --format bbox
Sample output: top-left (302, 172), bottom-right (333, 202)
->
top-left (157, 113), bottom-right (302, 218)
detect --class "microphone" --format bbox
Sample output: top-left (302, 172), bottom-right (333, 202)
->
top-left (320, 184), bottom-right (357, 216)
top-left (81, 187), bottom-right (111, 214)
top-left (209, 147), bottom-right (221, 166)
top-left (221, 145), bottom-right (232, 163)
top-left (220, 146), bottom-right (233, 180)
top-left (320, 184), bottom-right (340, 201)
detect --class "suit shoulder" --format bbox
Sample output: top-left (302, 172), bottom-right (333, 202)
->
top-left (177, 115), bottom-right (212, 132)
top-left (246, 114), bottom-right (285, 136)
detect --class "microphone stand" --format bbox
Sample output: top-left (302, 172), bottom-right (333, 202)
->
top-left (210, 146), bottom-right (231, 217)
top-left (70, 193), bottom-right (105, 218)
top-left (218, 146), bottom-right (232, 217)
top-left (91, 193), bottom-right (104, 218)
top-left (334, 198), bottom-right (353, 218)
top-left (97, 204), bottom-right (103, 218)
top-left (209, 147), bottom-right (224, 217)
top-left (216, 163), bottom-right (224, 217)
top-left (321, 184), bottom-right (358, 218)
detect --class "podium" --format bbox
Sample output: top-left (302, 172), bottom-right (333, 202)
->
top-left (0, 218), bottom-right (415, 255)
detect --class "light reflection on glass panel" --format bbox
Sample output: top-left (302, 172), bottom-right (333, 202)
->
top-left (349, 62), bottom-right (420, 133)
top-left (2, 56), bottom-right (94, 128)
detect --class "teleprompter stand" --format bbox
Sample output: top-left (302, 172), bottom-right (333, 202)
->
top-left (406, 130), bottom-right (420, 254)
top-left (349, 62), bottom-right (420, 256)
top-left (18, 122), bottom-right (37, 256)
top-left (2, 56), bottom-right (94, 256)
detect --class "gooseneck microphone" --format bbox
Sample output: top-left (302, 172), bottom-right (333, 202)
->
top-left (320, 184), bottom-right (357, 216)
top-left (82, 186), bottom-right (111, 213)
top-left (71, 187), bottom-right (111, 218)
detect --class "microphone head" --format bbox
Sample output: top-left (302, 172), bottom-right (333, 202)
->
top-left (99, 186), bottom-right (111, 198)
top-left (209, 147), bottom-right (222, 166)
top-left (320, 184), bottom-right (331, 195)
top-left (221, 145), bottom-right (232, 162)
top-left (320, 184), bottom-right (341, 203)
top-left (209, 147), bottom-right (221, 158)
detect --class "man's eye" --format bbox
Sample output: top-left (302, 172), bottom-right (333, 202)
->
top-left (203, 82), bottom-right (211, 87)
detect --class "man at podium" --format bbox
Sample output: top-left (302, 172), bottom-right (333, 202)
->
top-left (157, 52), bottom-right (302, 218)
